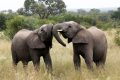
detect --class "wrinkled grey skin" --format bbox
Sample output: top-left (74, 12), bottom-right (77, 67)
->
top-left (11, 24), bottom-right (53, 72)
top-left (53, 21), bottom-right (107, 70)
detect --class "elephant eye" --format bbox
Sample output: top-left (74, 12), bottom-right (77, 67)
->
top-left (68, 25), bottom-right (71, 28)
top-left (41, 29), bottom-right (44, 31)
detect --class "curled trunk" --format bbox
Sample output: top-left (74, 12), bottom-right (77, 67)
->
top-left (52, 24), bottom-right (66, 47)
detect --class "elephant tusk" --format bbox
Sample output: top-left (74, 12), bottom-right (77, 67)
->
top-left (57, 30), bottom-right (63, 32)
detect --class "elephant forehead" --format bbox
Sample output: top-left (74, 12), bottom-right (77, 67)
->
top-left (40, 25), bottom-right (46, 29)
top-left (40, 24), bottom-right (53, 30)
top-left (67, 21), bottom-right (77, 24)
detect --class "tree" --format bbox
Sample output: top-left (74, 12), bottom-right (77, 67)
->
top-left (77, 9), bottom-right (87, 16)
top-left (31, 2), bottom-right (47, 18)
top-left (0, 13), bottom-right (7, 30)
top-left (38, 0), bottom-right (66, 14)
top-left (21, 0), bottom-right (66, 18)
top-left (24, 0), bottom-right (36, 15)
top-left (89, 8), bottom-right (100, 14)
top-left (17, 8), bottom-right (27, 15)
top-left (35, 0), bottom-right (66, 18)
top-left (111, 7), bottom-right (120, 20)
top-left (89, 8), bottom-right (100, 18)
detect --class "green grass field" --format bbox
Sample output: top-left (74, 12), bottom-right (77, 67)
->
top-left (0, 29), bottom-right (120, 80)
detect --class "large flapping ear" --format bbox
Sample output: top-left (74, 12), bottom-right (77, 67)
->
top-left (72, 29), bottom-right (88, 44)
top-left (45, 24), bottom-right (53, 48)
top-left (27, 32), bottom-right (46, 49)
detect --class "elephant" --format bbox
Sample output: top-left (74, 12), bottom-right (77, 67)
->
top-left (52, 21), bottom-right (107, 70)
top-left (11, 24), bottom-right (53, 72)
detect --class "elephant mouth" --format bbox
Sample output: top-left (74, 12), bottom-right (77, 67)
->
top-left (60, 32), bottom-right (68, 38)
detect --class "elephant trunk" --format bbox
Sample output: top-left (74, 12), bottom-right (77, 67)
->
top-left (52, 24), bottom-right (66, 47)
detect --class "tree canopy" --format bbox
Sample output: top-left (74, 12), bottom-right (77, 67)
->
top-left (17, 0), bottom-right (66, 18)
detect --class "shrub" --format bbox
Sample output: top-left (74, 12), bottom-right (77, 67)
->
top-left (4, 16), bottom-right (40, 39)
top-left (96, 21), bottom-right (113, 30)
top-left (0, 13), bottom-right (7, 30)
top-left (36, 19), bottom-right (56, 28)
top-left (4, 15), bottom-right (56, 39)
top-left (115, 29), bottom-right (120, 46)
top-left (48, 13), bottom-right (94, 26)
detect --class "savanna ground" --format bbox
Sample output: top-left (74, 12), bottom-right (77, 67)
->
top-left (0, 29), bottom-right (120, 80)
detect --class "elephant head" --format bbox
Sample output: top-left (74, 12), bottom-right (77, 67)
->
top-left (36, 24), bottom-right (53, 42)
top-left (28, 24), bottom-right (53, 48)
top-left (52, 21), bottom-right (85, 46)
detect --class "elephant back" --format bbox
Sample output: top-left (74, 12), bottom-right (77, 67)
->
top-left (72, 29), bottom-right (91, 44)
top-left (88, 27), bottom-right (107, 56)
top-left (13, 29), bottom-right (32, 40)
top-left (27, 32), bottom-right (46, 49)
top-left (12, 29), bottom-right (33, 53)
top-left (88, 27), bottom-right (106, 43)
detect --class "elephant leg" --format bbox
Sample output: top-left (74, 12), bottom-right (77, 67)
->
top-left (32, 57), bottom-right (40, 71)
top-left (12, 61), bottom-right (18, 72)
top-left (73, 53), bottom-right (81, 70)
top-left (84, 55), bottom-right (93, 70)
top-left (11, 51), bottom-right (18, 72)
top-left (95, 60), bottom-right (105, 68)
top-left (22, 61), bottom-right (28, 74)
top-left (84, 49), bottom-right (94, 70)
top-left (43, 53), bottom-right (52, 73)
top-left (30, 49), bottom-right (40, 71)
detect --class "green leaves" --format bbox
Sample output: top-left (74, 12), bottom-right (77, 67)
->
top-left (4, 16), bottom-right (37, 39)
top-left (115, 29), bottom-right (120, 46)
top-left (4, 15), bottom-right (56, 39)
top-left (111, 7), bottom-right (120, 20)
top-left (18, 0), bottom-right (66, 18)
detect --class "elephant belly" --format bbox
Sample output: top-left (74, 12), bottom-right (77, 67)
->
top-left (13, 44), bottom-right (31, 62)
top-left (73, 43), bottom-right (86, 58)
top-left (16, 50), bottom-right (31, 62)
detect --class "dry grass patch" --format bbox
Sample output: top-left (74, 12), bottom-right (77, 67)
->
top-left (0, 29), bottom-right (120, 80)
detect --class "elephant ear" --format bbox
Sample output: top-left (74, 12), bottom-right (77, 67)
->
top-left (72, 29), bottom-right (88, 44)
top-left (27, 32), bottom-right (46, 49)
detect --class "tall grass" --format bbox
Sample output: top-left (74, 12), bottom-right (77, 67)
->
top-left (0, 29), bottom-right (120, 80)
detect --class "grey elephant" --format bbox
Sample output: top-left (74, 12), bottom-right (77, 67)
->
top-left (11, 24), bottom-right (53, 72)
top-left (53, 21), bottom-right (107, 70)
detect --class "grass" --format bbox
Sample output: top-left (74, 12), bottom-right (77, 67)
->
top-left (0, 29), bottom-right (120, 80)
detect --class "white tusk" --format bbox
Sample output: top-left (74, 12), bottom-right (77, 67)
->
top-left (57, 30), bottom-right (63, 32)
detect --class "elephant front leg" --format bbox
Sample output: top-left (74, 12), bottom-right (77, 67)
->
top-left (33, 59), bottom-right (40, 71)
top-left (73, 53), bottom-right (81, 70)
top-left (30, 49), bottom-right (40, 71)
top-left (32, 56), bottom-right (40, 71)
top-left (43, 53), bottom-right (52, 73)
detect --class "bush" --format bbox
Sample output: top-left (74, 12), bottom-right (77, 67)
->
top-left (115, 29), bottom-right (120, 46)
top-left (4, 16), bottom-right (40, 39)
top-left (36, 19), bottom-right (56, 28)
top-left (0, 13), bottom-right (7, 30)
top-left (48, 13), bottom-right (94, 26)
top-left (96, 21), bottom-right (113, 30)
top-left (0, 12), bottom-right (18, 31)
top-left (4, 15), bottom-right (56, 39)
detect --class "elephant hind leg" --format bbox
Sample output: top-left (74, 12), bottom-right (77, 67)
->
top-left (22, 61), bottom-right (28, 70)
top-left (11, 50), bottom-right (19, 72)
top-left (12, 60), bottom-right (18, 72)
top-left (22, 61), bottom-right (28, 74)
top-left (95, 60), bottom-right (105, 68)
top-left (95, 55), bottom-right (106, 68)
